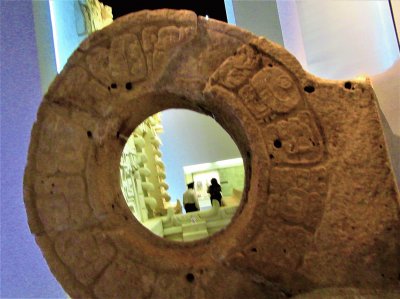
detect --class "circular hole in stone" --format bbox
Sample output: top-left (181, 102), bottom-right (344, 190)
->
top-left (125, 82), bottom-right (133, 90)
top-left (304, 85), bottom-right (315, 93)
top-left (119, 109), bottom-right (245, 242)
top-left (186, 273), bottom-right (195, 283)
top-left (273, 139), bottom-right (282, 148)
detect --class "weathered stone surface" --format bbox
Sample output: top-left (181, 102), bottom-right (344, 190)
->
top-left (267, 166), bottom-right (328, 231)
top-left (263, 111), bottom-right (325, 164)
top-left (34, 175), bottom-right (95, 234)
top-left (54, 230), bottom-right (116, 285)
top-left (93, 255), bottom-right (156, 299)
top-left (293, 287), bottom-right (400, 298)
top-left (24, 9), bottom-right (400, 299)
top-left (35, 112), bottom-right (89, 174)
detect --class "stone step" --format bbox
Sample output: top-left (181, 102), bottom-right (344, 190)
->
top-left (164, 234), bottom-right (183, 242)
top-left (163, 226), bottom-right (182, 236)
top-left (183, 230), bottom-right (209, 242)
top-left (182, 220), bottom-right (207, 234)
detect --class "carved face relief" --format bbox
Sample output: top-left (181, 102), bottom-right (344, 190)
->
top-left (264, 111), bottom-right (324, 164)
top-left (250, 66), bottom-right (301, 113)
top-left (210, 45), bottom-right (261, 90)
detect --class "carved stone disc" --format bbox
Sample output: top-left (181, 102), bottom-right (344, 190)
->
top-left (24, 9), bottom-right (400, 298)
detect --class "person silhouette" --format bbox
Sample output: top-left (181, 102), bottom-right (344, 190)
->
top-left (207, 178), bottom-right (222, 206)
top-left (182, 182), bottom-right (199, 213)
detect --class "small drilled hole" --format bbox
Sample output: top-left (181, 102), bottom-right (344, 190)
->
top-left (251, 247), bottom-right (257, 252)
top-left (269, 154), bottom-right (274, 159)
top-left (186, 273), bottom-right (195, 283)
top-left (111, 83), bottom-right (117, 89)
top-left (344, 82), bottom-right (352, 89)
top-left (273, 139), bottom-right (282, 148)
top-left (125, 82), bottom-right (132, 90)
top-left (283, 289), bottom-right (293, 298)
top-left (268, 63), bottom-right (273, 67)
top-left (111, 204), bottom-right (115, 210)
top-left (304, 85), bottom-right (315, 93)
top-left (87, 131), bottom-right (92, 138)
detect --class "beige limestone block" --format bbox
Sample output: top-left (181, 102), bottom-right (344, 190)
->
top-left (24, 9), bottom-right (400, 299)
top-left (35, 111), bottom-right (89, 174)
top-left (34, 175), bottom-right (95, 235)
top-left (93, 255), bottom-right (156, 299)
top-left (54, 230), bottom-right (116, 285)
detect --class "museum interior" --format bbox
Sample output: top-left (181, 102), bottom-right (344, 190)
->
top-left (1, 1), bottom-right (399, 298)
top-left (119, 109), bottom-right (245, 241)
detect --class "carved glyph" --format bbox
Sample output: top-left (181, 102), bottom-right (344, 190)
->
top-left (268, 166), bottom-right (328, 232)
top-left (250, 66), bottom-right (301, 113)
top-left (54, 230), bottom-right (116, 285)
top-left (209, 44), bottom-right (303, 123)
top-left (263, 111), bottom-right (324, 164)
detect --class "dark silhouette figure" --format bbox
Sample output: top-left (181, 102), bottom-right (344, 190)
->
top-left (207, 178), bottom-right (222, 207)
top-left (183, 182), bottom-right (199, 213)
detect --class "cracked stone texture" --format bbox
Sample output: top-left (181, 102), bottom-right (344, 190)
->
top-left (24, 9), bottom-right (400, 299)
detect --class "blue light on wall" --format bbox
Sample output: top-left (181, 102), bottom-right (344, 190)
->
top-left (49, 0), bottom-right (86, 72)
top-left (224, 0), bottom-right (236, 25)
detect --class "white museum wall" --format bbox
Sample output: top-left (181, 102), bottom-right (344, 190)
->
top-left (231, 0), bottom-right (284, 45)
top-left (295, 1), bottom-right (399, 80)
top-left (276, 1), bottom-right (307, 68)
top-left (160, 110), bottom-right (241, 205)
